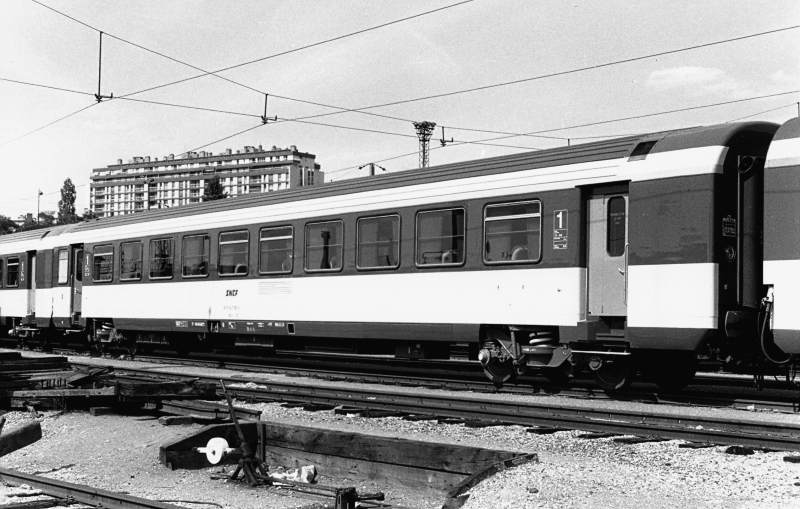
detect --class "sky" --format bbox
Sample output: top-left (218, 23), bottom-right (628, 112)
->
top-left (1, 0), bottom-right (798, 219)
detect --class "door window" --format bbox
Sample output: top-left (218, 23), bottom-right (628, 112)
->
top-left (607, 197), bottom-right (626, 257)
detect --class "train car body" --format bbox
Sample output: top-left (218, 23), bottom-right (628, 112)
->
top-left (763, 117), bottom-right (800, 356)
top-left (0, 118), bottom-right (796, 390)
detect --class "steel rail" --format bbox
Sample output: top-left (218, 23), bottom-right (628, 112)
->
top-left (90, 364), bottom-right (800, 452)
top-left (0, 467), bottom-right (181, 509)
top-left (71, 354), bottom-right (800, 414)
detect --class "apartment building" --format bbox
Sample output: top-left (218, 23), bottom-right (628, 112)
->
top-left (89, 144), bottom-right (322, 217)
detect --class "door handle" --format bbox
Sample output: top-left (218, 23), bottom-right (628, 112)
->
top-left (618, 268), bottom-right (625, 275)
top-left (623, 243), bottom-right (629, 305)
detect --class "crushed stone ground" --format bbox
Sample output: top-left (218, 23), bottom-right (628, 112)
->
top-left (2, 350), bottom-right (800, 507)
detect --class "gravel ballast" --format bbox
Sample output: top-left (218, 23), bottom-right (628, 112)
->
top-left (2, 350), bottom-right (800, 507)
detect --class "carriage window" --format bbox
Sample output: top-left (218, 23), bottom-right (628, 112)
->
top-left (150, 238), bottom-right (174, 279)
top-left (607, 197), bottom-right (626, 257)
top-left (357, 215), bottom-right (400, 270)
top-left (305, 220), bottom-right (343, 272)
top-left (120, 242), bottom-right (143, 281)
top-left (483, 201), bottom-right (541, 264)
top-left (182, 235), bottom-right (210, 277)
top-left (219, 231), bottom-right (249, 276)
top-left (259, 226), bottom-right (293, 274)
top-left (6, 257), bottom-right (19, 287)
top-left (92, 245), bottom-right (113, 282)
top-left (0, 259), bottom-right (3, 288)
top-left (416, 208), bottom-right (465, 266)
top-left (57, 249), bottom-right (69, 284)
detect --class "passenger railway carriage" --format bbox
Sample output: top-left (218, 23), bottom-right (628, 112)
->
top-left (0, 118), bottom-right (798, 391)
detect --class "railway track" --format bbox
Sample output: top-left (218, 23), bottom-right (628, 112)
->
top-left (0, 467), bottom-right (181, 509)
top-left (65, 359), bottom-right (800, 453)
top-left (75, 350), bottom-right (800, 414)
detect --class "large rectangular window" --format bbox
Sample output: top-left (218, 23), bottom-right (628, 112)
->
top-left (120, 242), bottom-right (143, 281)
top-left (92, 245), bottom-right (114, 282)
top-left (483, 200), bottom-right (542, 264)
top-left (6, 257), bottom-right (19, 287)
top-left (416, 208), bottom-right (465, 267)
top-left (57, 249), bottom-right (69, 284)
top-left (219, 231), bottom-right (249, 276)
top-left (150, 238), bottom-right (174, 279)
top-left (357, 215), bottom-right (400, 270)
top-left (305, 220), bottom-right (343, 272)
top-left (182, 235), bottom-right (210, 277)
top-left (259, 226), bottom-right (293, 274)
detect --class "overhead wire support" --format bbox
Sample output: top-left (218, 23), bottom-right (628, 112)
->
top-left (439, 126), bottom-right (453, 147)
top-left (413, 121), bottom-right (437, 168)
top-left (358, 163), bottom-right (387, 176)
top-left (94, 32), bottom-right (113, 102)
top-left (261, 94), bottom-right (277, 124)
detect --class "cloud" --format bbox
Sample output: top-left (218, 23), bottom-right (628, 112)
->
top-left (646, 66), bottom-right (724, 89)
top-left (770, 70), bottom-right (800, 87)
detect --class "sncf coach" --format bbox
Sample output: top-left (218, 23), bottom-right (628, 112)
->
top-left (0, 118), bottom-right (798, 391)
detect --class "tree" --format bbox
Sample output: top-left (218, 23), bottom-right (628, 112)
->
top-left (81, 208), bottom-right (97, 221)
top-left (202, 176), bottom-right (227, 201)
top-left (38, 210), bottom-right (56, 227)
top-left (57, 178), bottom-right (79, 224)
top-left (0, 215), bottom-right (18, 235)
top-left (15, 211), bottom-right (54, 231)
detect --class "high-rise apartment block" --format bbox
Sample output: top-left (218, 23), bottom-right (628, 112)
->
top-left (89, 144), bottom-right (322, 217)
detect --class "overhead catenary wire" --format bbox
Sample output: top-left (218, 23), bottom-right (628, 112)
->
top-left (1, 184), bottom-right (89, 206)
top-left (0, 102), bottom-right (99, 148)
top-left (26, 0), bottom-right (797, 144)
top-left (325, 90), bottom-right (800, 176)
top-left (8, 2), bottom-right (798, 167)
top-left (0, 75), bottom-right (631, 143)
top-left (340, 25), bottom-right (800, 113)
top-left (28, 0), bottom-right (474, 101)
top-left (724, 103), bottom-right (799, 123)
top-left (0, 77), bottom-right (94, 97)
top-left (26, 0), bottom-right (564, 142)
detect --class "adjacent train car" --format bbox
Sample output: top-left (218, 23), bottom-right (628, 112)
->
top-left (763, 117), bottom-right (800, 361)
top-left (0, 118), bottom-right (796, 391)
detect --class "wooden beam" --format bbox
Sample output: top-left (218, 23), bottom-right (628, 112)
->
top-left (8, 387), bottom-right (116, 398)
top-left (0, 421), bottom-right (42, 458)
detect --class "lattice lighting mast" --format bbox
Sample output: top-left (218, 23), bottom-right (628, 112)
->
top-left (413, 121), bottom-right (437, 168)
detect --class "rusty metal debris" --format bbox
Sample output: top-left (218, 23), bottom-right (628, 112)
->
top-left (0, 355), bottom-right (216, 413)
top-left (188, 380), bottom-right (386, 508)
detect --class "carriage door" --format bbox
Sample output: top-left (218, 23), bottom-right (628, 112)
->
top-left (26, 252), bottom-right (36, 318)
top-left (71, 247), bottom-right (84, 321)
top-left (588, 192), bottom-right (629, 316)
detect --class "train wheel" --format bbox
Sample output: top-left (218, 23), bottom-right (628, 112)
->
top-left (479, 336), bottom-right (516, 387)
top-left (590, 356), bottom-right (634, 391)
top-left (126, 342), bottom-right (139, 357)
